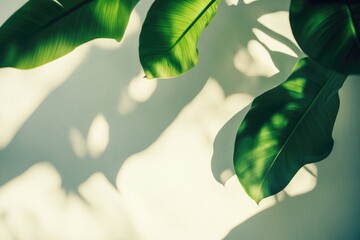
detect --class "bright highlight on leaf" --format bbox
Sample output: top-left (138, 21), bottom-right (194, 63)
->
top-left (0, 0), bottom-right (138, 69)
top-left (233, 58), bottom-right (347, 203)
top-left (290, 0), bottom-right (360, 74)
top-left (139, 0), bottom-right (220, 79)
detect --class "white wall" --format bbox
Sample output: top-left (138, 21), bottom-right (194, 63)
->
top-left (0, 1), bottom-right (359, 239)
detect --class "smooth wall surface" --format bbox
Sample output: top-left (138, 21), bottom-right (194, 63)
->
top-left (0, 0), bottom-right (359, 239)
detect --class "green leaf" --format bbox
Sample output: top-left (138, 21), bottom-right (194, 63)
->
top-left (139, 0), bottom-right (220, 79)
top-left (0, 0), bottom-right (138, 69)
top-left (290, 0), bottom-right (360, 74)
top-left (233, 58), bottom-right (347, 203)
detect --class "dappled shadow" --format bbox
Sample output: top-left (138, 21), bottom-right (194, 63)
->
top-left (223, 77), bottom-right (360, 239)
top-left (210, 0), bottom-right (300, 184)
top-left (201, 0), bottom-right (301, 96)
top-left (0, 23), bottom-right (208, 190)
top-left (0, 0), bottom-right (298, 192)
top-left (1, 0), bottom-right (359, 239)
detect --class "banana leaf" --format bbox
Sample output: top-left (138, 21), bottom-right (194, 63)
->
top-left (139, 0), bottom-right (220, 79)
top-left (233, 58), bottom-right (347, 203)
top-left (290, 0), bottom-right (360, 74)
top-left (0, 0), bottom-right (138, 69)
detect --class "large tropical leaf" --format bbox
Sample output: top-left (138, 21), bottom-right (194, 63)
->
top-left (290, 0), bottom-right (360, 74)
top-left (233, 58), bottom-right (347, 203)
top-left (0, 0), bottom-right (138, 69)
top-left (139, 0), bottom-right (220, 79)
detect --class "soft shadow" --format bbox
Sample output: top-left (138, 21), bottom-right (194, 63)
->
top-left (0, 0), bottom-right (205, 190)
top-left (211, 105), bottom-right (250, 184)
top-left (0, 1), bottom-right (359, 239)
top-left (0, 26), bottom-right (207, 191)
top-left (0, 0), bottom-right (298, 192)
top-left (210, 0), bottom-right (299, 184)
top-left (222, 71), bottom-right (360, 240)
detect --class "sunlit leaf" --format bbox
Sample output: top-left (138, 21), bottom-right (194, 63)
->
top-left (233, 58), bottom-right (347, 203)
top-left (0, 0), bottom-right (138, 69)
top-left (290, 0), bottom-right (360, 74)
top-left (139, 0), bottom-right (220, 79)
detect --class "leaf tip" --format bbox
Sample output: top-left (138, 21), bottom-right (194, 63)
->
top-left (252, 194), bottom-right (263, 205)
top-left (254, 198), bottom-right (262, 206)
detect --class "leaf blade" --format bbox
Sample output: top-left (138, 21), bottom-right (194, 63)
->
top-left (290, 0), bottom-right (360, 74)
top-left (233, 58), bottom-right (347, 203)
top-left (0, 0), bottom-right (138, 69)
top-left (139, 0), bottom-right (220, 79)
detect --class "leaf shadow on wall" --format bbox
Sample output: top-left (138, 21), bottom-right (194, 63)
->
top-left (209, 1), bottom-right (301, 183)
top-left (3, 1), bottom-right (358, 239)
top-left (222, 77), bottom-right (360, 240)
top-left (0, 1), bottom-right (298, 192)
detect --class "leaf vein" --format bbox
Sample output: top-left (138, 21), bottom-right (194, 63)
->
top-left (256, 71), bottom-right (338, 201)
top-left (167, 0), bottom-right (218, 52)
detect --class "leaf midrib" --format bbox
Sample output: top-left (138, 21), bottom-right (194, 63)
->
top-left (167, 0), bottom-right (218, 53)
top-left (255, 72), bottom-right (337, 202)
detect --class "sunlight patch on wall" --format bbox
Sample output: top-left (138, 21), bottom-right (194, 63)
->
top-left (113, 78), bottom-right (315, 240)
top-left (233, 40), bottom-right (279, 77)
top-left (252, 28), bottom-right (298, 57)
top-left (91, 10), bottom-right (141, 50)
top-left (78, 173), bottom-right (138, 238)
top-left (69, 114), bottom-right (110, 159)
top-left (0, 163), bottom-right (138, 240)
top-left (116, 78), bottom-right (317, 239)
top-left (0, 45), bottom-right (90, 149)
top-left (220, 169), bottom-right (234, 184)
top-left (224, 162), bottom-right (318, 221)
top-left (69, 128), bottom-right (87, 159)
top-left (128, 73), bottom-right (158, 102)
top-left (243, 0), bottom-right (258, 4)
top-left (284, 164), bottom-right (318, 197)
top-left (117, 79), bottom-right (253, 240)
top-left (118, 72), bottom-right (158, 115)
top-left (0, 78), bottom-right (319, 240)
top-left (227, 164), bottom-right (318, 203)
top-left (225, 0), bottom-right (239, 6)
top-left (224, 176), bottom-right (276, 219)
top-left (257, 11), bottom-right (300, 48)
top-left (87, 114), bottom-right (110, 159)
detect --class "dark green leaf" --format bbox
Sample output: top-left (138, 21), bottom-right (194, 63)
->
top-left (233, 58), bottom-right (347, 203)
top-left (290, 0), bottom-right (360, 74)
top-left (139, 0), bottom-right (220, 79)
top-left (0, 0), bottom-right (138, 69)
